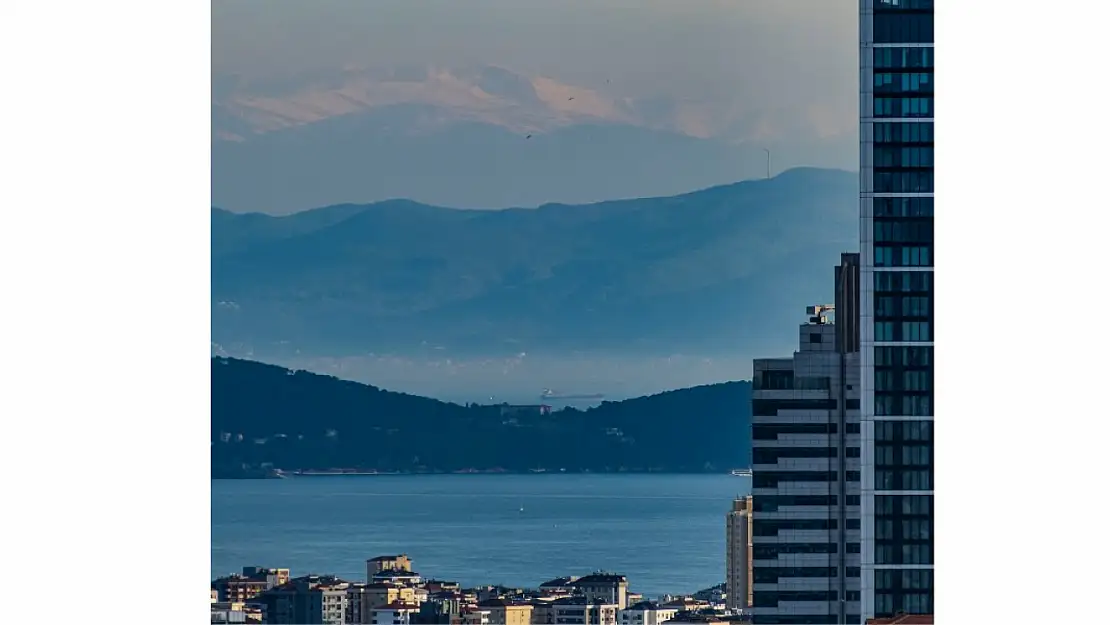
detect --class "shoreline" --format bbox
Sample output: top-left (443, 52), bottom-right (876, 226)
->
top-left (212, 469), bottom-right (751, 480)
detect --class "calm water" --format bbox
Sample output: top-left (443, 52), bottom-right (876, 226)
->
top-left (212, 474), bottom-right (751, 599)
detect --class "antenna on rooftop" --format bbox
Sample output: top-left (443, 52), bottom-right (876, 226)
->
top-left (806, 304), bottom-right (835, 325)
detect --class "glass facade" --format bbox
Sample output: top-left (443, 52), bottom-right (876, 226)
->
top-left (860, 0), bottom-right (934, 621)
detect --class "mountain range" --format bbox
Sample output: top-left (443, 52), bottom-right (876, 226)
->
top-left (211, 167), bottom-right (858, 363)
top-left (212, 64), bottom-right (856, 213)
top-left (211, 357), bottom-right (753, 477)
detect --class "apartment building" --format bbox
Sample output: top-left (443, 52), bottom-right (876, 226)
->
top-left (368, 555), bottom-right (414, 576)
top-left (618, 600), bottom-right (678, 625)
top-left (574, 574), bottom-right (629, 610)
top-left (477, 598), bottom-right (535, 625)
top-left (260, 575), bottom-right (350, 625)
top-left (725, 496), bottom-right (754, 611)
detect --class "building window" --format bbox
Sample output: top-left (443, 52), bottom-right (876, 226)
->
top-left (873, 12), bottom-right (934, 45)
top-left (809, 333), bottom-right (823, 344)
top-left (874, 71), bottom-right (933, 94)
top-left (873, 96), bottom-right (933, 118)
top-left (873, 196), bottom-right (933, 217)
top-left (873, 145), bottom-right (934, 168)
top-left (756, 369), bottom-right (794, 390)
top-left (874, 218), bottom-right (933, 244)
top-left (874, 170), bottom-right (933, 193)
top-left (873, 47), bottom-right (933, 69)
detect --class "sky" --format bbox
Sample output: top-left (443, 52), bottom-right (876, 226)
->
top-left (212, 0), bottom-right (859, 142)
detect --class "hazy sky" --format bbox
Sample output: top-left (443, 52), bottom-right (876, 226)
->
top-left (212, 0), bottom-right (858, 135)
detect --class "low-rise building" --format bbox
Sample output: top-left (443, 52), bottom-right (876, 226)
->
top-left (243, 566), bottom-right (291, 588)
top-left (363, 582), bottom-right (417, 611)
top-left (372, 569), bottom-right (423, 587)
top-left (478, 598), bottom-right (534, 625)
top-left (213, 575), bottom-right (269, 603)
top-left (259, 575), bottom-right (350, 624)
top-left (425, 580), bottom-right (461, 593)
top-left (367, 555), bottom-right (413, 577)
top-left (462, 608), bottom-right (493, 625)
top-left (619, 601), bottom-right (679, 625)
top-left (574, 574), bottom-right (629, 610)
top-left (414, 592), bottom-right (463, 624)
top-left (370, 602), bottom-right (421, 625)
top-left (552, 596), bottom-right (618, 625)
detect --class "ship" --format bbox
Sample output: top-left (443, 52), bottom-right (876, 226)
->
top-left (540, 388), bottom-right (605, 400)
top-left (730, 468), bottom-right (753, 477)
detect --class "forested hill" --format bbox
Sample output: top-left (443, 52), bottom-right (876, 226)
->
top-left (211, 357), bottom-right (752, 477)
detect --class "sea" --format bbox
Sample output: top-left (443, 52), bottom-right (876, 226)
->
top-left (212, 473), bottom-right (752, 599)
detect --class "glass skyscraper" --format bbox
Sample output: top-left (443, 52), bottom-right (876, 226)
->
top-left (859, 0), bottom-right (934, 621)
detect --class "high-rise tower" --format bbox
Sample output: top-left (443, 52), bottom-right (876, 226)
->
top-left (726, 496), bottom-right (754, 612)
top-left (750, 254), bottom-right (862, 625)
top-left (859, 0), bottom-right (935, 621)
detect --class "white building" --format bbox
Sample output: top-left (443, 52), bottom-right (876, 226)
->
top-left (619, 600), bottom-right (678, 625)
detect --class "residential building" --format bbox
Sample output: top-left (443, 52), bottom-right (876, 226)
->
top-left (346, 584), bottom-right (372, 625)
top-left (243, 567), bottom-right (291, 588)
top-left (551, 596), bottom-right (618, 625)
top-left (368, 555), bottom-right (413, 576)
top-left (725, 497), bottom-right (753, 611)
top-left (414, 592), bottom-right (463, 624)
top-left (859, 0), bottom-right (935, 621)
top-left (370, 602), bottom-right (421, 625)
top-left (538, 577), bottom-right (579, 595)
top-left (213, 589), bottom-right (220, 604)
top-left (358, 582), bottom-right (417, 612)
top-left (749, 254), bottom-right (862, 625)
top-left (478, 598), bottom-right (534, 625)
top-left (462, 608), bottom-right (494, 625)
top-left (213, 575), bottom-right (269, 603)
top-left (530, 600), bottom-right (555, 625)
top-left (618, 600), bottom-right (678, 625)
top-left (372, 569), bottom-right (423, 587)
top-left (260, 575), bottom-right (350, 624)
top-left (574, 573), bottom-right (629, 609)
top-left (212, 603), bottom-right (248, 624)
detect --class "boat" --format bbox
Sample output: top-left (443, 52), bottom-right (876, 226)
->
top-left (730, 468), bottom-right (753, 477)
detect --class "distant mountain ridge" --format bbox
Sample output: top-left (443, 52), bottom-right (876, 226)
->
top-left (211, 357), bottom-right (753, 477)
top-left (212, 64), bottom-right (856, 213)
top-left (211, 167), bottom-right (858, 360)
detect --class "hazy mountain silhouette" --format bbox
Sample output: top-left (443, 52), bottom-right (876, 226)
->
top-left (211, 357), bottom-right (753, 477)
top-left (212, 167), bottom-right (857, 360)
top-left (211, 65), bottom-right (856, 213)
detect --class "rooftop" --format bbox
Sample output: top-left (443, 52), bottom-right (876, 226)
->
top-left (539, 576), bottom-right (579, 588)
top-left (368, 555), bottom-right (409, 562)
top-left (576, 573), bottom-right (627, 584)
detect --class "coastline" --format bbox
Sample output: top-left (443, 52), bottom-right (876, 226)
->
top-left (212, 468), bottom-right (753, 480)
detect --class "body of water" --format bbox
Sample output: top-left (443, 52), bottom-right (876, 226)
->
top-left (212, 473), bottom-right (751, 599)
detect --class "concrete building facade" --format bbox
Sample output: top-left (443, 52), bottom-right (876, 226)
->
top-left (573, 574), bottom-right (628, 610)
top-left (859, 0), bottom-right (935, 621)
top-left (618, 601), bottom-right (678, 625)
top-left (750, 254), bottom-right (862, 625)
top-left (725, 496), bottom-right (753, 611)
top-left (261, 575), bottom-right (350, 624)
